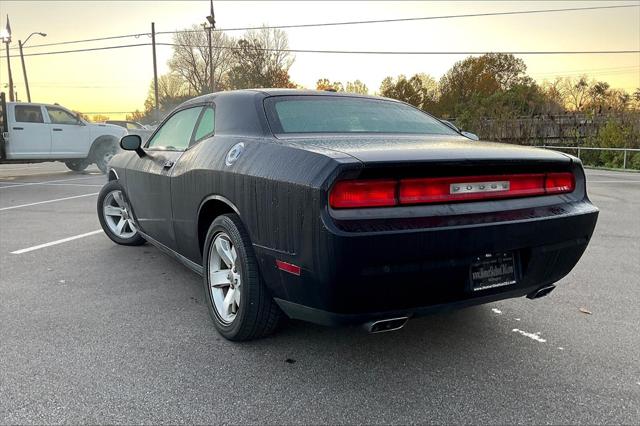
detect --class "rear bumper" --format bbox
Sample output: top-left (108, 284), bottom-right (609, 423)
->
top-left (274, 283), bottom-right (540, 326)
top-left (255, 199), bottom-right (598, 326)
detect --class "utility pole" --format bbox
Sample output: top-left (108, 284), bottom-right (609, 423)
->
top-left (151, 22), bottom-right (159, 121)
top-left (18, 41), bottom-right (29, 102)
top-left (2, 15), bottom-right (14, 102)
top-left (18, 32), bottom-right (46, 103)
top-left (205, 0), bottom-right (216, 93)
top-left (3, 42), bottom-right (13, 102)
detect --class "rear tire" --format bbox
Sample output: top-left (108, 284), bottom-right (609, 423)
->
top-left (65, 159), bottom-right (89, 172)
top-left (97, 181), bottom-right (145, 246)
top-left (203, 214), bottom-right (283, 341)
top-left (93, 142), bottom-right (117, 174)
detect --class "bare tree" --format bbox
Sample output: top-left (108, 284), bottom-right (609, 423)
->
top-left (246, 27), bottom-right (294, 75)
top-left (227, 26), bottom-right (296, 89)
top-left (541, 78), bottom-right (565, 105)
top-left (561, 76), bottom-right (591, 111)
top-left (168, 25), bottom-right (234, 94)
top-left (143, 73), bottom-right (192, 120)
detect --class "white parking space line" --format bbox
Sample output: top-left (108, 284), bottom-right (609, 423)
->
top-left (0, 193), bottom-right (99, 212)
top-left (11, 230), bottom-right (104, 255)
top-left (0, 182), bottom-right (103, 187)
top-left (589, 180), bottom-right (640, 183)
top-left (0, 175), bottom-right (103, 189)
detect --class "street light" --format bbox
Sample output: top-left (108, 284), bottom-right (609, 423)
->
top-left (1, 16), bottom-right (15, 102)
top-left (19, 31), bottom-right (46, 102)
top-left (204, 0), bottom-right (216, 93)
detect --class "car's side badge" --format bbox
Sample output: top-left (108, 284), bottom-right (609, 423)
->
top-left (225, 143), bottom-right (245, 166)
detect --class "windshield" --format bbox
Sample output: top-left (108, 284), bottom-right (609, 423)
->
top-left (264, 96), bottom-right (458, 136)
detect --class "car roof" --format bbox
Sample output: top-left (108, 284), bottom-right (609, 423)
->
top-left (181, 88), bottom-right (399, 106)
top-left (8, 102), bottom-right (71, 109)
top-left (161, 89), bottom-right (408, 137)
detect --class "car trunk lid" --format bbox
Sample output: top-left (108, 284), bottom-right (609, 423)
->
top-left (276, 134), bottom-right (571, 165)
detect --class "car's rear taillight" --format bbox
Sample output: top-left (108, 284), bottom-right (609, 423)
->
top-left (400, 174), bottom-right (547, 205)
top-left (330, 172), bottom-right (575, 209)
top-left (545, 172), bottom-right (575, 194)
top-left (329, 179), bottom-right (397, 208)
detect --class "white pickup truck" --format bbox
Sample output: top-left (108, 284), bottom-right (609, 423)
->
top-left (0, 93), bottom-right (126, 173)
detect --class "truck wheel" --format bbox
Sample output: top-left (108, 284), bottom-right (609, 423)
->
top-left (97, 181), bottom-right (145, 246)
top-left (94, 143), bottom-right (117, 174)
top-left (65, 160), bottom-right (89, 172)
top-left (203, 214), bottom-right (283, 341)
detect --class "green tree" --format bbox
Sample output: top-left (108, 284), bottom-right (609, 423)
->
top-left (91, 114), bottom-right (110, 122)
top-left (585, 119), bottom-right (636, 168)
top-left (379, 73), bottom-right (438, 111)
top-left (345, 80), bottom-right (368, 95)
top-left (316, 78), bottom-right (343, 92)
top-left (126, 110), bottom-right (146, 122)
top-left (438, 53), bottom-right (531, 117)
top-left (633, 88), bottom-right (640, 109)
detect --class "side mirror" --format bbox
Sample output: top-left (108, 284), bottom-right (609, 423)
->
top-left (461, 131), bottom-right (479, 141)
top-left (120, 134), bottom-right (145, 157)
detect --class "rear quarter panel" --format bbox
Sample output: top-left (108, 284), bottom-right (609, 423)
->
top-left (169, 135), bottom-right (357, 265)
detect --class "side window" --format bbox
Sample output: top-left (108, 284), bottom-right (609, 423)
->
top-left (46, 107), bottom-right (79, 125)
top-left (193, 106), bottom-right (215, 144)
top-left (146, 107), bottom-right (202, 151)
top-left (15, 105), bottom-right (44, 123)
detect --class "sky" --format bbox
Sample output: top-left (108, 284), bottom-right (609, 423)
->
top-left (0, 0), bottom-right (639, 119)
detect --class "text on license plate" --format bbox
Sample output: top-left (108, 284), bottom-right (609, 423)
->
top-left (470, 252), bottom-right (517, 291)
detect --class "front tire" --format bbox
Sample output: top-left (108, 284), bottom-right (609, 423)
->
top-left (97, 181), bottom-right (145, 246)
top-left (203, 214), bottom-right (283, 341)
top-left (65, 159), bottom-right (89, 172)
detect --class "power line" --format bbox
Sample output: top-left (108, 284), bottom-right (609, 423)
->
top-left (1, 43), bottom-right (152, 58)
top-left (160, 43), bottom-right (640, 55)
top-left (11, 4), bottom-right (639, 51)
top-left (157, 4), bottom-right (640, 34)
top-left (11, 32), bottom-right (151, 51)
top-left (3, 42), bottom-right (639, 59)
top-left (533, 70), bottom-right (640, 78)
top-left (531, 65), bottom-right (640, 74)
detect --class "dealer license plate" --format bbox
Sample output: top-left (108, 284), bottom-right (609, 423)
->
top-left (470, 252), bottom-right (517, 291)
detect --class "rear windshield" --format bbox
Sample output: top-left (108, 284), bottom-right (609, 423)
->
top-left (264, 96), bottom-right (458, 136)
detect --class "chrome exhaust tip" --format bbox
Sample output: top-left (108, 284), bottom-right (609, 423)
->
top-left (527, 285), bottom-right (556, 299)
top-left (365, 316), bottom-right (410, 333)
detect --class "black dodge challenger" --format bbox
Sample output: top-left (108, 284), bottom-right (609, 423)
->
top-left (98, 89), bottom-right (598, 341)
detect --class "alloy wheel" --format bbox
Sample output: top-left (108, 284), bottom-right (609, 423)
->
top-left (102, 190), bottom-right (137, 239)
top-left (208, 233), bottom-right (242, 324)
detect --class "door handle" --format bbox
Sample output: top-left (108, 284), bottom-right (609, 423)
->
top-left (163, 160), bottom-right (175, 169)
top-left (12, 127), bottom-right (24, 130)
top-left (53, 128), bottom-right (63, 131)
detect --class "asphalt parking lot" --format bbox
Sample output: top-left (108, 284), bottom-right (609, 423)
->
top-left (0, 162), bottom-right (638, 424)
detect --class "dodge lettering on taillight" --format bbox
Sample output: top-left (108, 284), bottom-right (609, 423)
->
top-left (450, 181), bottom-right (510, 194)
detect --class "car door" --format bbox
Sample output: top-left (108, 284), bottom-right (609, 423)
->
top-left (5, 105), bottom-right (51, 159)
top-left (45, 106), bottom-right (91, 158)
top-left (171, 105), bottom-right (216, 259)
top-left (125, 105), bottom-right (203, 250)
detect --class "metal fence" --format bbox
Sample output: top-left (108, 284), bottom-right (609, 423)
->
top-left (540, 145), bottom-right (640, 170)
